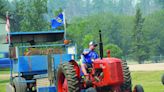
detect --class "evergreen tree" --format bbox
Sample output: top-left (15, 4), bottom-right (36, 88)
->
top-left (18, 0), bottom-right (48, 31)
top-left (131, 8), bottom-right (148, 64)
top-left (0, 0), bottom-right (9, 20)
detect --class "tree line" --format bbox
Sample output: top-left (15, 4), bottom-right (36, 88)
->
top-left (67, 9), bottom-right (164, 64)
top-left (0, 0), bottom-right (163, 63)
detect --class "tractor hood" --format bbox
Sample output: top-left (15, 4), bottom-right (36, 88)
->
top-left (92, 58), bottom-right (124, 87)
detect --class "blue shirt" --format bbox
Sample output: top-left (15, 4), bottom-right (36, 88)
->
top-left (82, 49), bottom-right (98, 65)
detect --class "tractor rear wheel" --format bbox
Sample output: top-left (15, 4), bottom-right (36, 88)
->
top-left (134, 85), bottom-right (144, 92)
top-left (57, 62), bottom-right (80, 92)
top-left (121, 60), bottom-right (132, 92)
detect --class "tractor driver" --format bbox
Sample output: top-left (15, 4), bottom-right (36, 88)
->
top-left (80, 41), bottom-right (99, 76)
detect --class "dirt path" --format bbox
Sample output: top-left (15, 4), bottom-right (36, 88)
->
top-left (128, 63), bottom-right (164, 71)
top-left (0, 74), bottom-right (10, 80)
top-left (0, 74), bottom-right (17, 80)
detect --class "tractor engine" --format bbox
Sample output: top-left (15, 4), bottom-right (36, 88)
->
top-left (92, 58), bottom-right (124, 87)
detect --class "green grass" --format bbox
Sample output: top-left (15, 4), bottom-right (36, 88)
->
top-left (131, 71), bottom-right (164, 92)
top-left (0, 68), bottom-right (10, 74)
top-left (0, 70), bottom-right (10, 74)
top-left (0, 79), bottom-right (9, 92)
top-left (0, 68), bottom-right (10, 92)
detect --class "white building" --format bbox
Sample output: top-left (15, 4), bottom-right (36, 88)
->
top-left (0, 18), bottom-right (9, 52)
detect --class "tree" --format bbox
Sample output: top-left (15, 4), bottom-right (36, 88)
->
top-left (104, 44), bottom-right (123, 58)
top-left (0, 3), bottom-right (5, 18)
top-left (131, 8), bottom-right (149, 64)
top-left (65, 3), bottom-right (163, 61)
top-left (0, 0), bottom-right (18, 32)
top-left (143, 10), bottom-right (164, 56)
top-left (156, 0), bottom-right (164, 9)
top-left (18, 0), bottom-right (48, 31)
top-left (1, 0), bottom-right (49, 32)
top-left (67, 13), bottom-right (128, 58)
top-left (0, 0), bottom-right (9, 20)
top-left (117, 0), bottom-right (134, 15)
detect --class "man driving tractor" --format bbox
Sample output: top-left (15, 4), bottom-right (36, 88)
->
top-left (80, 41), bottom-right (99, 77)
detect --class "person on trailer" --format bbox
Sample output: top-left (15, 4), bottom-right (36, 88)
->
top-left (80, 41), bottom-right (99, 77)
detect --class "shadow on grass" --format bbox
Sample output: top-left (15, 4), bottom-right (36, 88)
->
top-left (0, 80), bottom-right (9, 84)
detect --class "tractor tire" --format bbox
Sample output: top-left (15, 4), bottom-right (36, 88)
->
top-left (85, 87), bottom-right (97, 92)
top-left (161, 74), bottom-right (164, 85)
top-left (13, 77), bottom-right (27, 92)
top-left (134, 85), bottom-right (144, 92)
top-left (121, 60), bottom-right (132, 92)
top-left (57, 62), bottom-right (80, 92)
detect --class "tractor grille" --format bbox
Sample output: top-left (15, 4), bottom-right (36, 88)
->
top-left (110, 62), bottom-right (122, 81)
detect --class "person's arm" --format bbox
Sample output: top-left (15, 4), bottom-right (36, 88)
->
top-left (80, 55), bottom-right (88, 75)
top-left (81, 62), bottom-right (89, 81)
top-left (81, 63), bottom-right (88, 76)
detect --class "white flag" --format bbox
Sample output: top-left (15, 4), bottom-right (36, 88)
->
top-left (6, 17), bottom-right (10, 32)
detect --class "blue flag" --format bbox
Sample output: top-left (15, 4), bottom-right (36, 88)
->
top-left (51, 13), bottom-right (64, 29)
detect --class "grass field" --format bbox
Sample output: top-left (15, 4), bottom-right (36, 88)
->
top-left (0, 69), bottom-right (10, 92)
top-left (132, 71), bottom-right (164, 92)
top-left (0, 79), bottom-right (9, 92)
top-left (0, 68), bottom-right (10, 74)
top-left (0, 70), bottom-right (164, 92)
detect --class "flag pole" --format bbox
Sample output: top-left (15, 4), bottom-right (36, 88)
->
top-left (6, 11), bottom-right (12, 83)
top-left (63, 10), bottom-right (67, 40)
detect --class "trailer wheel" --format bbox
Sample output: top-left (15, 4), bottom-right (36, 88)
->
top-left (134, 85), bottom-right (144, 92)
top-left (121, 60), bottom-right (132, 92)
top-left (161, 74), bottom-right (164, 85)
top-left (13, 77), bottom-right (27, 92)
top-left (57, 62), bottom-right (80, 92)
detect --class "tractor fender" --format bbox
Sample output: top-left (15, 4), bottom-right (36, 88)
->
top-left (69, 60), bottom-right (81, 78)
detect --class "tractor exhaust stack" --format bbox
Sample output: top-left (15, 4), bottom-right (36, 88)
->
top-left (99, 30), bottom-right (103, 59)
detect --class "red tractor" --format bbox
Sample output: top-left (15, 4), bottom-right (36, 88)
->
top-left (56, 30), bottom-right (144, 92)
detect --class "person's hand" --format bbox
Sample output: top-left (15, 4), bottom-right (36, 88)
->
top-left (83, 52), bottom-right (89, 55)
top-left (91, 58), bottom-right (95, 62)
top-left (83, 49), bottom-right (90, 55)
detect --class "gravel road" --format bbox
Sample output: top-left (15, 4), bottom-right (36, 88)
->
top-left (128, 63), bottom-right (164, 71)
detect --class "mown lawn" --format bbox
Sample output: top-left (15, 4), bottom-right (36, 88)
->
top-left (0, 68), bottom-right (10, 74)
top-left (0, 68), bottom-right (10, 92)
top-left (0, 69), bottom-right (164, 92)
top-left (131, 71), bottom-right (164, 92)
top-left (0, 79), bottom-right (9, 92)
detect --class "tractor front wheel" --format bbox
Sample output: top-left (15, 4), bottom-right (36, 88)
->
top-left (161, 74), bottom-right (164, 85)
top-left (133, 85), bottom-right (144, 92)
top-left (57, 62), bottom-right (80, 92)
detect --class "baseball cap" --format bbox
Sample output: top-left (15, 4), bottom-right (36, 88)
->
top-left (89, 41), bottom-right (98, 47)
